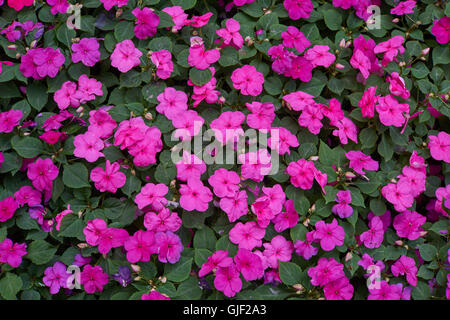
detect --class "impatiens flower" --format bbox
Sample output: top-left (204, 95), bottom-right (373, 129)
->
top-left (71, 38), bottom-right (100, 67)
top-left (47, 0), bottom-right (69, 14)
top-left (246, 101), bottom-right (275, 130)
top-left (286, 159), bottom-right (316, 190)
top-left (150, 50), bottom-right (173, 79)
top-left (219, 190), bottom-right (248, 222)
top-left (0, 109), bottom-right (22, 133)
top-left (281, 26), bottom-right (310, 53)
top-left (144, 208), bottom-right (182, 233)
top-left (27, 158), bottom-right (59, 192)
top-left (53, 81), bottom-right (79, 110)
top-left (283, 0), bottom-right (313, 20)
top-left (308, 257), bottom-right (345, 287)
top-left (431, 17), bottom-right (450, 45)
top-left (132, 7), bottom-right (159, 39)
top-left (273, 200), bottom-right (298, 233)
top-left (428, 132), bottom-right (450, 163)
top-left (88, 109), bottom-right (117, 139)
top-left (172, 110), bottom-right (204, 140)
top-left (75, 75), bottom-right (103, 104)
top-left (381, 182), bottom-right (414, 212)
top-left (7, 0), bottom-right (34, 11)
top-left (83, 219), bottom-right (108, 246)
top-left (323, 277), bottom-right (354, 300)
top-left (14, 186), bottom-right (41, 207)
top-left (214, 265), bottom-right (242, 298)
top-left (332, 117), bottom-right (358, 145)
top-left (155, 231), bottom-right (183, 264)
top-left (188, 36), bottom-right (220, 70)
top-left (229, 221), bottom-right (265, 251)
top-left (208, 168), bottom-right (240, 198)
top-left (185, 12), bottom-right (213, 28)
top-left (40, 131), bottom-right (67, 145)
top-left (345, 150), bottom-right (379, 175)
top-left (43, 262), bottom-right (69, 294)
top-left (73, 131), bottom-right (105, 163)
top-left (332, 190), bottom-right (353, 218)
top-left (99, 0), bottom-right (128, 11)
top-left (238, 149), bottom-right (272, 182)
top-left (359, 86), bottom-right (379, 118)
top-left (263, 235), bottom-right (293, 269)
top-left (179, 179), bottom-right (213, 212)
top-left (305, 45), bottom-right (336, 68)
top-left (282, 90), bottom-right (315, 111)
top-left (294, 231), bottom-right (318, 260)
top-left (234, 248), bottom-right (264, 281)
top-left (156, 87), bottom-right (188, 121)
top-left (161, 6), bottom-right (188, 32)
top-left (360, 216), bottom-right (384, 249)
top-left (124, 230), bottom-right (157, 263)
top-left (0, 238), bottom-right (27, 267)
top-left (434, 185), bottom-right (450, 216)
top-left (33, 47), bottom-right (65, 78)
top-left (141, 290), bottom-right (170, 300)
top-left (268, 127), bottom-right (299, 155)
top-left (350, 49), bottom-right (371, 79)
top-left (298, 104), bottom-right (324, 134)
top-left (176, 152), bottom-right (206, 182)
top-left (54, 205), bottom-right (72, 231)
top-left (127, 126), bottom-right (163, 167)
top-left (199, 250), bottom-right (233, 277)
top-left (391, 255), bottom-right (418, 286)
top-left (368, 280), bottom-right (404, 300)
top-left (374, 35), bottom-right (405, 67)
top-left (80, 265), bottom-right (109, 294)
top-left (231, 64), bottom-right (264, 96)
top-left (251, 197), bottom-right (275, 228)
top-left (216, 18), bottom-right (243, 49)
top-left (313, 219), bottom-right (345, 251)
top-left (387, 72), bottom-right (410, 99)
top-left (397, 166), bottom-right (426, 198)
top-left (90, 160), bottom-right (126, 194)
top-left (391, 1), bottom-right (416, 15)
top-left (110, 40), bottom-right (142, 73)
top-left (135, 183), bottom-right (168, 211)
top-left (376, 95), bottom-right (409, 127)
top-left (210, 111), bottom-right (245, 144)
top-left (393, 210), bottom-right (426, 240)
top-left (112, 266), bottom-right (132, 287)
top-left (288, 56), bottom-right (313, 81)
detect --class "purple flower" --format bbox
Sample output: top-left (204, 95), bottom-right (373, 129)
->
top-left (112, 266), bottom-right (133, 287)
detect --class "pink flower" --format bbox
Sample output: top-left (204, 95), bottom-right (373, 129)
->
top-left (246, 101), bottom-right (275, 130)
top-left (288, 56), bottom-right (313, 81)
top-left (282, 90), bottom-right (315, 111)
top-left (281, 26), bottom-right (310, 53)
top-left (435, 185), bottom-right (450, 216)
top-left (229, 221), bottom-right (265, 250)
top-left (75, 75), bottom-right (103, 103)
top-left (251, 197), bottom-right (275, 228)
top-left (135, 183), bottom-right (168, 211)
top-left (214, 265), bottom-right (242, 298)
top-left (323, 277), bottom-right (354, 300)
top-left (332, 117), bottom-right (358, 145)
top-left (368, 280), bottom-right (403, 300)
top-left (124, 230), bottom-right (157, 263)
top-left (161, 6), bottom-right (188, 32)
top-left (80, 265), bottom-right (109, 294)
top-left (73, 131), bottom-right (105, 163)
top-left (40, 131), bottom-right (67, 145)
top-left (238, 149), bottom-right (272, 182)
top-left (43, 262), bottom-right (69, 294)
top-left (54, 205), bottom-right (72, 231)
top-left (431, 17), bottom-right (450, 45)
top-left (47, 0), bottom-right (69, 14)
top-left (172, 110), bottom-right (204, 140)
top-left (376, 95), bottom-right (409, 127)
top-left (374, 35), bottom-right (405, 67)
top-left (273, 199), bottom-right (299, 233)
top-left (294, 231), bottom-right (318, 260)
top-left (268, 127), bottom-right (299, 155)
top-left (391, 1), bottom-right (415, 15)
top-left (0, 238), bottom-right (27, 267)
top-left (234, 248), bottom-right (264, 281)
top-left (198, 250), bottom-right (233, 277)
top-left (397, 166), bottom-right (426, 198)
top-left (208, 168), bottom-right (240, 198)
top-left (305, 45), bottom-right (336, 68)
top-left (132, 7), bottom-right (159, 39)
top-left (14, 185), bottom-right (41, 207)
top-left (391, 255), bottom-right (417, 286)
top-left (144, 208), bottom-right (181, 233)
top-left (298, 104), bottom-right (323, 134)
top-left (393, 210), bottom-right (426, 240)
top-left (7, 0), bottom-right (34, 11)
top-left (350, 49), bottom-right (371, 79)
top-left (359, 86), bottom-right (379, 118)
top-left (263, 235), bottom-right (293, 268)
top-left (185, 12), bottom-right (213, 28)
top-left (0, 109), bottom-right (22, 133)
top-left (188, 37), bottom-right (220, 70)
top-left (155, 231), bottom-right (183, 264)
top-left (127, 127), bottom-right (163, 167)
top-left (219, 190), bottom-right (248, 222)
top-left (345, 150), bottom-right (379, 175)
top-left (387, 72), bottom-right (410, 99)
top-left (156, 87), bottom-right (188, 121)
top-left (286, 159), bottom-right (316, 190)
top-left (176, 152), bottom-right (206, 182)
top-left (71, 38), bottom-right (100, 67)
top-left (381, 182), bottom-right (414, 212)
top-left (428, 132), bottom-right (450, 163)
top-left (110, 40), bottom-right (142, 73)
top-left (83, 219), bottom-right (108, 246)
top-left (88, 109), bottom-right (117, 139)
top-left (30, 47), bottom-right (65, 79)
top-left (179, 179), bottom-right (212, 212)
top-left (231, 64), bottom-right (264, 96)
top-left (332, 190), bottom-right (353, 218)
top-left (283, 0), bottom-right (313, 20)
top-left (90, 160), bottom-right (126, 193)
top-left (216, 18), bottom-right (243, 49)
top-left (307, 257), bottom-right (345, 287)
top-left (313, 219), bottom-right (345, 251)
top-left (150, 50), bottom-right (173, 79)
top-left (27, 158), bottom-right (59, 192)
top-left (53, 81), bottom-right (79, 110)
top-left (141, 290), bottom-right (170, 300)
top-left (99, 0), bottom-right (128, 10)
top-left (360, 216), bottom-right (384, 249)
top-left (210, 111), bottom-right (245, 144)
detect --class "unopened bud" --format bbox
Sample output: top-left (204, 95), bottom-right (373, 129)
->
top-left (23, 132), bottom-right (31, 136)
top-left (218, 96), bottom-right (225, 103)
top-left (420, 56), bottom-right (426, 61)
top-left (293, 284), bottom-right (304, 291)
top-left (30, 40), bottom-right (37, 49)
top-left (345, 40), bottom-right (352, 48)
top-left (336, 63), bottom-right (345, 70)
top-left (131, 169), bottom-right (136, 176)
top-left (77, 211), bottom-right (83, 218)
top-left (131, 264), bottom-right (141, 273)
top-left (192, 30), bottom-right (198, 36)
top-left (421, 48), bottom-right (430, 55)
top-left (392, 18), bottom-right (399, 23)
top-left (264, 9), bottom-right (272, 15)
top-left (170, 179), bottom-right (177, 188)
top-left (339, 38), bottom-right (346, 48)
top-left (76, 106), bottom-right (84, 113)
top-left (159, 276), bottom-right (167, 284)
top-left (394, 240), bottom-right (403, 246)
top-left (419, 231), bottom-right (428, 237)
top-left (390, 178), bottom-right (397, 183)
top-left (345, 252), bottom-right (353, 262)
top-left (8, 44), bottom-right (17, 50)
top-left (309, 156), bottom-right (319, 161)
top-left (134, 276), bottom-right (141, 281)
top-left (399, 61), bottom-right (406, 67)
top-left (345, 171), bottom-right (356, 179)
top-left (116, 9), bottom-right (123, 18)
top-left (303, 218), bottom-right (310, 227)
top-left (310, 204), bottom-right (316, 213)
top-left (145, 112), bottom-right (153, 120)
top-left (77, 243), bottom-right (89, 249)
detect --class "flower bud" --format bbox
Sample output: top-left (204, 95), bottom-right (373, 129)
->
top-left (145, 112), bottom-right (153, 120)
top-left (218, 96), bottom-right (225, 103)
top-left (421, 48), bottom-right (430, 55)
top-left (77, 243), bottom-right (89, 249)
top-left (134, 276), bottom-right (142, 281)
top-left (345, 171), bottom-right (356, 179)
top-left (345, 252), bottom-right (353, 262)
top-left (339, 38), bottom-right (346, 48)
top-left (159, 276), bottom-right (167, 284)
top-left (309, 156), bottom-right (319, 161)
top-left (130, 264), bottom-right (141, 273)
top-left (394, 240), bottom-right (403, 246)
top-left (8, 44), bottom-right (17, 50)
top-left (336, 63), bottom-right (345, 70)
top-left (116, 9), bottom-right (123, 18)
top-left (392, 18), bottom-right (399, 23)
top-left (76, 106), bottom-right (84, 113)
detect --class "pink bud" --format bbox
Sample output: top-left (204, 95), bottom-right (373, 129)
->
top-left (392, 18), bottom-right (399, 23)
top-left (421, 48), bottom-right (430, 55)
top-left (336, 63), bottom-right (345, 70)
top-left (339, 38), bottom-right (346, 48)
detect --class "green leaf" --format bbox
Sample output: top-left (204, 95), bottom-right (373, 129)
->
top-left (433, 47), bottom-right (450, 65)
top-left (370, 198), bottom-right (386, 216)
top-left (194, 248), bottom-right (212, 267)
top-left (59, 215), bottom-right (85, 240)
top-left (0, 273), bottom-right (23, 300)
top-left (114, 21), bottom-right (135, 42)
top-left (154, 163), bottom-right (176, 185)
top-left (218, 47), bottom-right (239, 67)
top-left (121, 174), bottom-right (141, 197)
top-left (56, 25), bottom-right (76, 48)
top-left (418, 244), bottom-right (437, 262)
top-left (378, 135), bottom-right (394, 162)
top-left (324, 9), bottom-right (342, 31)
top-left (27, 240), bottom-right (58, 265)
top-left (189, 68), bottom-right (212, 86)
top-left (170, 0), bottom-right (196, 10)
top-left (256, 12), bottom-right (279, 31)
top-left (193, 226), bottom-right (216, 251)
top-left (149, 37), bottom-right (172, 52)
top-left (27, 81), bottom-right (48, 111)
top-left (175, 278), bottom-right (202, 300)
top-left (278, 261), bottom-right (303, 286)
top-left (411, 281), bottom-right (431, 300)
top-left (63, 163), bottom-right (90, 188)
top-left (11, 136), bottom-right (44, 158)
top-left (165, 256), bottom-right (193, 282)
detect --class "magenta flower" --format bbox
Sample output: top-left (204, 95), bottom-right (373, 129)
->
top-left (358, 86), bottom-right (379, 118)
top-left (156, 87), bottom-right (188, 121)
top-left (281, 26), bottom-right (310, 53)
top-left (229, 221), bottom-right (265, 251)
top-left (208, 168), bottom-right (240, 198)
top-left (360, 216), bottom-right (384, 249)
top-left (219, 190), bottom-right (248, 222)
top-left (83, 219), bottom-right (108, 246)
top-left (98, 227), bottom-right (129, 254)
top-left (73, 131), bottom-right (105, 163)
top-left (14, 186), bottom-right (41, 207)
top-left (238, 149), bottom-right (272, 182)
top-left (391, 255), bottom-right (418, 287)
top-left (282, 90), bottom-right (315, 111)
top-left (124, 230), bottom-right (157, 263)
top-left (150, 50), bottom-right (173, 79)
top-left (0, 109), bottom-right (22, 133)
top-left (376, 95), bottom-right (409, 127)
top-left (88, 109), bottom-right (116, 139)
top-left (80, 265), bottom-right (109, 294)
top-left (99, 0), bottom-right (128, 11)
top-left (294, 231), bottom-right (318, 260)
top-left (214, 265), bottom-right (242, 298)
top-left (185, 12), bottom-right (213, 28)
top-left (43, 261), bottom-right (70, 294)
top-left (53, 81), bottom-right (79, 110)
top-left (263, 235), bottom-right (293, 268)
top-left (387, 72), bottom-right (410, 99)
top-left (234, 248), bottom-right (264, 281)
top-left (132, 7), bottom-right (159, 39)
top-left (179, 179), bottom-right (213, 212)
top-left (246, 101), bottom-right (275, 130)
top-left (390, 1), bottom-right (415, 15)
top-left (90, 160), bottom-right (126, 193)
top-left (308, 257), bottom-right (345, 287)
top-left (71, 38), bottom-right (100, 67)
top-left (188, 36), bottom-right (220, 70)
top-left (345, 150), bottom-right (379, 175)
top-left (216, 18), bottom-right (243, 49)
top-left (231, 64), bottom-right (264, 96)
top-left (134, 183), bottom-right (168, 211)
top-left (54, 205), bottom-right (72, 231)
top-left (268, 127), bottom-right (299, 156)
top-left (47, 0), bottom-right (69, 14)
top-left (144, 208), bottom-right (181, 233)
top-left (161, 6), bottom-right (188, 32)
top-left (428, 131), bottom-right (450, 163)
top-left (128, 126), bottom-right (163, 167)
top-left (350, 49), bottom-right (371, 79)
top-left (305, 45), bottom-right (336, 68)
top-left (298, 104), bottom-right (324, 134)
top-left (176, 152), bottom-right (206, 182)
top-left (368, 280), bottom-right (403, 300)
top-left (198, 250), bottom-right (233, 277)
top-left (27, 158), bottom-right (59, 192)
top-left (431, 17), bottom-right (450, 44)
top-left (286, 159), bottom-right (316, 190)
top-left (332, 190), bottom-right (353, 219)
top-left (110, 40), bottom-right (142, 73)
top-left (210, 111), bottom-right (245, 144)
top-left (0, 238), bottom-right (27, 267)
top-left (393, 210), bottom-right (426, 240)
top-left (283, 0), bottom-right (313, 20)
top-left (141, 290), bottom-right (170, 300)
top-left (33, 47), bottom-right (65, 78)
top-left (374, 35), bottom-right (405, 67)
top-left (154, 231), bottom-right (183, 264)
top-left (381, 182), bottom-right (414, 212)
top-left (313, 219), bottom-right (345, 251)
